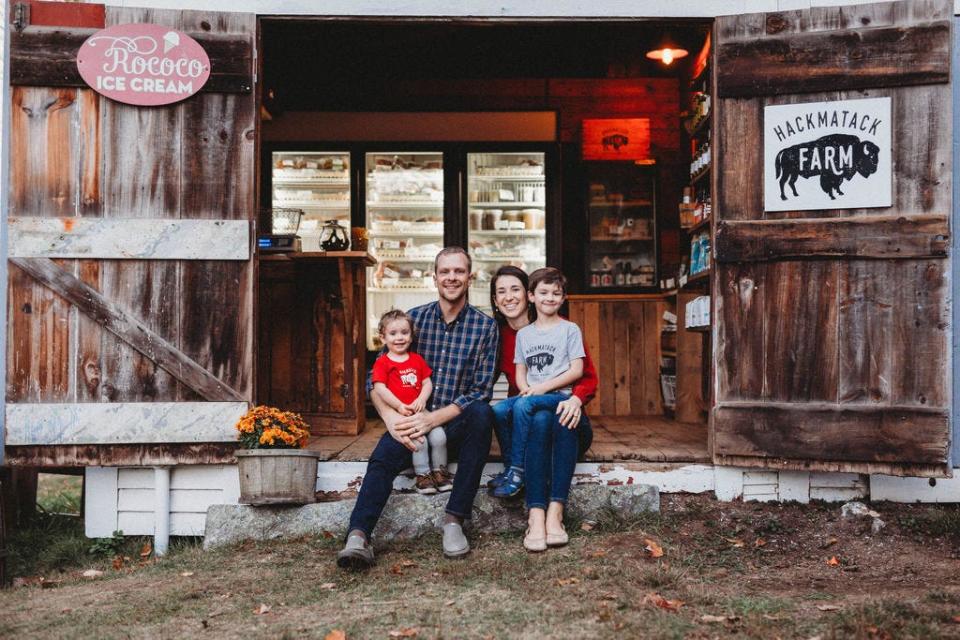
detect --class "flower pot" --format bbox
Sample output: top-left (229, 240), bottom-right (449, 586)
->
top-left (235, 449), bottom-right (319, 505)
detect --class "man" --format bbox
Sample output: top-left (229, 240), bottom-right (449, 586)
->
top-left (337, 247), bottom-right (499, 568)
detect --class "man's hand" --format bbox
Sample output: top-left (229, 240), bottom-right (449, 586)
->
top-left (394, 410), bottom-right (436, 445)
top-left (555, 395), bottom-right (583, 429)
top-left (382, 413), bottom-right (423, 452)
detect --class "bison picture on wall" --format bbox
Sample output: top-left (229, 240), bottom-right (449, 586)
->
top-left (763, 97), bottom-right (891, 212)
top-left (775, 134), bottom-right (881, 201)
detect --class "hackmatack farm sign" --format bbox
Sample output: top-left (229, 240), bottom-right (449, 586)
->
top-left (77, 23), bottom-right (211, 106)
top-left (764, 97), bottom-right (891, 212)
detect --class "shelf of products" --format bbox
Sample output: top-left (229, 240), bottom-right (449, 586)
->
top-left (467, 152), bottom-right (547, 313)
top-left (271, 151), bottom-right (351, 252)
top-left (365, 151), bottom-right (445, 349)
top-left (584, 162), bottom-right (657, 290)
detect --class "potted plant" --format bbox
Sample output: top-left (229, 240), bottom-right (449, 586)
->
top-left (234, 406), bottom-right (318, 505)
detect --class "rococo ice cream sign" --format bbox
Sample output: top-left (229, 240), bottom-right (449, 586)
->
top-left (77, 23), bottom-right (211, 106)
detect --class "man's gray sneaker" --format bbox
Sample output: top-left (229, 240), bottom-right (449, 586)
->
top-left (442, 522), bottom-right (470, 558)
top-left (337, 534), bottom-right (374, 570)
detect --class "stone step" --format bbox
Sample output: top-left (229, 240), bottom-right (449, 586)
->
top-left (204, 483), bottom-right (659, 549)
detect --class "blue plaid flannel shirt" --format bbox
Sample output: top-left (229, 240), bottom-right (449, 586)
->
top-left (369, 301), bottom-right (500, 412)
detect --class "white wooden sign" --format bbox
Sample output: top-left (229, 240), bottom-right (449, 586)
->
top-left (764, 97), bottom-right (891, 212)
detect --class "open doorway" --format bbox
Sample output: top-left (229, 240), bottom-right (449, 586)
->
top-left (256, 17), bottom-right (713, 464)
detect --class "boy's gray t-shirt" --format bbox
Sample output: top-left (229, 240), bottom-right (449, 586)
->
top-left (514, 319), bottom-right (585, 395)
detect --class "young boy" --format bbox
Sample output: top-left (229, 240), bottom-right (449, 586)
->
top-left (370, 309), bottom-right (452, 495)
top-left (493, 267), bottom-right (584, 498)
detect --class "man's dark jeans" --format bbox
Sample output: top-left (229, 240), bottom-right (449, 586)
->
top-left (347, 401), bottom-right (494, 539)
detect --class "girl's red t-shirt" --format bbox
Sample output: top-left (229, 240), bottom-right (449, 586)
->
top-left (371, 352), bottom-right (432, 405)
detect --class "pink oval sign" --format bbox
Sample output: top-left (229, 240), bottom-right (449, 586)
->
top-left (77, 23), bottom-right (210, 106)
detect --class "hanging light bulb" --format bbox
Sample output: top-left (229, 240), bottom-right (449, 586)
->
top-left (646, 32), bottom-right (689, 66)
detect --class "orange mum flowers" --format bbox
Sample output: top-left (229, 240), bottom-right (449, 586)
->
top-left (236, 405), bottom-right (310, 450)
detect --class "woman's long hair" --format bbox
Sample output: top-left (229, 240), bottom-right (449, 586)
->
top-left (489, 265), bottom-right (536, 326)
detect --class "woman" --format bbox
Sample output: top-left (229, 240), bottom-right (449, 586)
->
top-left (489, 266), bottom-right (597, 551)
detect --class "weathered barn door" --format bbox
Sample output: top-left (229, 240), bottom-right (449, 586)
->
top-left (6, 3), bottom-right (255, 466)
top-left (712, 0), bottom-right (953, 477)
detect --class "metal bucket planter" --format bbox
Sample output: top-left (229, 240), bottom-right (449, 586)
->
top-left (235, 449), bottom-right (319, 505)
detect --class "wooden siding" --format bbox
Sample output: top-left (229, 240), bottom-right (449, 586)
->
top-left (712, 0), bottom-right (952, 477)
top-left (6, 7), bottom-right (256, 466)
top-left (567, 296), bottom-right (664, 417)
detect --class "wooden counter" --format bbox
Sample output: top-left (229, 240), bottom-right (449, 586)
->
top-left (257, 252), bottom-right (374, 435)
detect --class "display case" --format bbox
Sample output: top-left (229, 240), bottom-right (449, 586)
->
top-left (270, 151), bottom-right (351, 251)
top-left (365, 151), bottom-right (445, 349)
top-left (466, 151), bottom-right (547, 313)
top-left (584, 162), bottom-right (657, 291)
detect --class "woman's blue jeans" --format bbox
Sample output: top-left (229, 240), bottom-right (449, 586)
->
top-left (492, 395), bottom-right (593, 510)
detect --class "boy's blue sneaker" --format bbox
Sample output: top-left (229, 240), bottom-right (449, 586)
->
top-left (492, 468), bottom-right (524, 498)
top-left (486, 469), bottom-right (509, 490)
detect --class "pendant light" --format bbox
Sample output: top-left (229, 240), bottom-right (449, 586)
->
top-left (646, 33), bottom-right (689, 66)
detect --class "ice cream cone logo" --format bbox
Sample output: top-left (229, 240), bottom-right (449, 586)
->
top-left (163, 31), bottom-right (180, 53)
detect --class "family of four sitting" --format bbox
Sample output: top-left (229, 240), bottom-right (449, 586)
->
top-left (337, 246), bottom-right (597, 569)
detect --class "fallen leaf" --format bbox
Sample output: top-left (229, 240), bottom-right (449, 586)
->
top-left (612, 622), bottom-right (625, 631)
top-left (400, 560), bottom-right (416, 567)
top-left (586, 549), bottom-right (608, 559)
top-left (827, 556), bottom-right (841, 567)
top-left (444, 600), bottom-right (455, 607)
top-left (823, 537), bottom-right (839, 548)
top-left (319, 582), bottom-right (336, 590)
top-left (40, 578), bottom-right (62, 590)
top-left (644, 539), bottom-right (664, 558)
top-left (952, 615), bottom-right (960, 624)
top-left (643, 592), bottom-right (683, 612)
top-left (581, 521), bottom-right (595, 532)
top-left (388, 629), bottom-right (418, 638)
top-left (324, 631), bottom-right (346, 640)
top-left (180, 571), bottom-right (195, 577)
top-left (112, 557), bottom-right (124, 571)
top-left (139, 542), bottom-right (152, 559)
top-left (754, 538), bottom-right (767, 548)
top-left (61, 608), bottom-right (72, 613)
top-left (81, 569), bottom-right (104, 579)
top-left (556, 577), bottom-right (580, 586)
top-left (725, 538), bottom-right (746, 548)
top-left (700, 614), bottom-right (737, 623)
top-left (12, 576), bottom-right (43, 588)
top-left (816, 604), bottom-right (842, 611)
top-left (253, 603), bottom-right (271, 616)
top-left (322, 531), bottom-right (335, 539)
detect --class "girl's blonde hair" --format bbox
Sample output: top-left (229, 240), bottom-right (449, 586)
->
top-left (378, 309), bottom-right (415, 339)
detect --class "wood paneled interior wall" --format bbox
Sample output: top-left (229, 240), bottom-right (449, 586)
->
top-left (6, 7), bottom-right (256, 465)
top-left (568, 297), bottom-right (665, 417)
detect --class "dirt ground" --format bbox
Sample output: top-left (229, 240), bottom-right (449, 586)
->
top-left (3, 493), bottom-right (960, 639)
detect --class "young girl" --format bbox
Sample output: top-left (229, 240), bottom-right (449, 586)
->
top-left (370, 309), bottom-right (452, 495)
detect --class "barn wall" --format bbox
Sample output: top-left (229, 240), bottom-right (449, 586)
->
top-left (0, 1), bottom-right (10, 463)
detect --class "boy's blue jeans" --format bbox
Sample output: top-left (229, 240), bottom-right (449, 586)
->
top-left (509, 393), bottom-right (567, 477)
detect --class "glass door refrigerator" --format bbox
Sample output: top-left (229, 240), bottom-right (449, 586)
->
top-left (364, 151), bottom-right (446, 350)
top-left (270, 151), bottom-right (351, 251)
top-left (465, 150), bottom-right (548, 314)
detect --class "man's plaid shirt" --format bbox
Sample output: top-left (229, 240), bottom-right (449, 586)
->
top-left (370, 301), bottom-right (499, 412)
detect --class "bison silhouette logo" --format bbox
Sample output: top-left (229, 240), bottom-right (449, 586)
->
top-left (399, 372), bottom-right (418, 386)
top-left (775, 134), bottom-right (880, 201)
top-left (602, 133), bottom-right (629, 152)
top-left (526, 353), bottom-right (554, 373)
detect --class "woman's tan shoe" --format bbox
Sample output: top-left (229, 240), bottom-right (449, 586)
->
top-left (546, 526), bottom-right (569, 547)
top-left (523, 528), bottom-right (547, 552)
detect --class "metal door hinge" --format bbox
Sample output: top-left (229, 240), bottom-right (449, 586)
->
top-left (13, 2), bottom-right (30, 33)
top-left (340, 384), bottom-right (350, 398)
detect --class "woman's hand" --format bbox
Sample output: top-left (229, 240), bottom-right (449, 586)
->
top-left (555, 395), bottom-right (583, 429)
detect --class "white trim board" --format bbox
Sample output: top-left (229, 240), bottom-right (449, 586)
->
top-left (6, 402), bottom-right (247, 445)
top-left (101, 1), bottom-right (899, 18)
top-left (8, 218), bottom-right (250, 260)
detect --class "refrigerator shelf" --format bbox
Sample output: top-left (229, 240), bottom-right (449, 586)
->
top-left (468, 230), bottom-right (545, 237)
top-left (272, 200), bottom-right (350, 208)
top-left (368, 230), bottom-right (443, 237)
top-left (366, 201), bottom-right (444, 209)
top-left (371, 256), bottom-right (438, 263)
top-left (272, 177), bottom-right (350, 186)
top-left (469, 175), bottom-right (545, 182)
top-left (467, 202), bottom-right (545, 208)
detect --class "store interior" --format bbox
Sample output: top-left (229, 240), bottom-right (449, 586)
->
top-left (257, 18), bottom-right (714, 463)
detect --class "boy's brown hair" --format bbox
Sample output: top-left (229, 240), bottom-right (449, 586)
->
top-left (527, 267), bottom-right (568, 295)
top-left (378, 309), bottom-right (415, 339)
